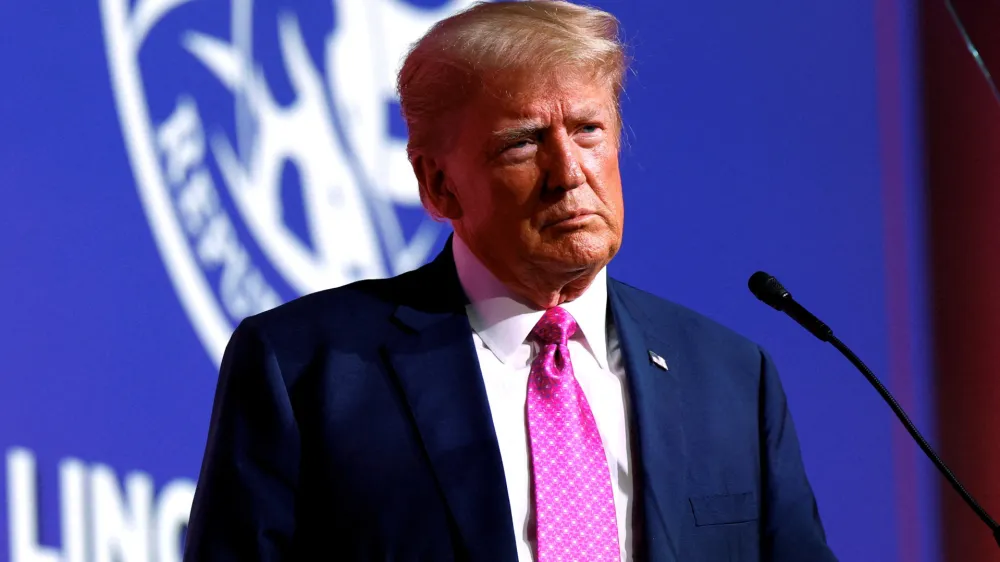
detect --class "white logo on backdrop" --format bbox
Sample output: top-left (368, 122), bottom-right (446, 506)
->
top-left (101, 0), bottom-right (474, 364)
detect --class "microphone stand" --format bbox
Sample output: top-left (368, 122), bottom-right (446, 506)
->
top-left (749, 272), bottom-right (1000, 549)
top-left (945, 0), bottom-right (1000, 104)
top-left (828, 335), bottom-right (1000, 549)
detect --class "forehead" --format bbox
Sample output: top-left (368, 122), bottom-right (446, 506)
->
top-left (473, 72), bottom-right (616, 122)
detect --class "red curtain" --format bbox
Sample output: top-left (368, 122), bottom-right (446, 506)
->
top-left (922, 0), bottom-right (1000, 559)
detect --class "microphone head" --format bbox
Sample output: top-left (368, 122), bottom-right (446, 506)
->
top-left (748, 271), bottom-right (791, 310)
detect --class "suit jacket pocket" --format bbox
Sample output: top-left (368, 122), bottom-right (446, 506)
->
top-left (689, 492), bottom-right (758, 526)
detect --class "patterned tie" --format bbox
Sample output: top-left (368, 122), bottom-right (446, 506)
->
top-left (527, 306), bottom-right (620, 562)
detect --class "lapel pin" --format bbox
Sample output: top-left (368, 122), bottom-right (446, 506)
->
top-left (648, 350), bottom-right (668, 371)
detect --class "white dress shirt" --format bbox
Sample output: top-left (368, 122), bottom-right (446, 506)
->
top-left (452, 235), bottom-right (634, 562)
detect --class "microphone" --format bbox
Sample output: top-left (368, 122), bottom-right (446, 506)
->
top-left (748, 271), bottom-right (1000, 549)
top-left (748, 272), bottom-right (833, 342)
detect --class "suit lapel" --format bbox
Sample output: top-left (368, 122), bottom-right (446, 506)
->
top-left (382, 243), bottom-right (518, 561)
top-left (609, 280), bottom-right (688, 562)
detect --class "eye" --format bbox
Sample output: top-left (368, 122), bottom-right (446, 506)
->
top-left (501, 138), bottom-right (536, 156)
top-left (575, 124), bottom-right (604, 147)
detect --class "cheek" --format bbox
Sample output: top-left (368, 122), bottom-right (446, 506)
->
top-left (483, 167), bottom-right (541, 214)
top-left (585, 150), bottom-right (624, 215)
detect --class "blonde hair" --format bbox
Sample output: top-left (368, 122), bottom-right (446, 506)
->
top-left (397, 0), bottom-right (628, 165)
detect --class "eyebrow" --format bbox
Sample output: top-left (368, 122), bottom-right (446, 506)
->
top-left (491, 122), bottom-right (544, 145)
top-left (490, 107), bottom-right (604, 145)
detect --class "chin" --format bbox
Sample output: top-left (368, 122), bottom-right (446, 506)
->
top-left (543, 230), bottom-right (617, 270)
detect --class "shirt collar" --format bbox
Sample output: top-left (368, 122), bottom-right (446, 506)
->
top-left (452, 234), bottom-right (609, 368)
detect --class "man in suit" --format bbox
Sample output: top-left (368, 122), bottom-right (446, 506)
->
top-left (184, 1), bottom-right (838, 561)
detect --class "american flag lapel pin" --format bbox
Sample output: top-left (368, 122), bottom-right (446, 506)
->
top-left (648, 350), bottom-right (668, 371)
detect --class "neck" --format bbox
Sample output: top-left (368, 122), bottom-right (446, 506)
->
top-left (507, 265), bottom-right (602, 309)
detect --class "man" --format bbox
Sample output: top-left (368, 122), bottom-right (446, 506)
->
top-left (184, 2), bottom-right (838, 561)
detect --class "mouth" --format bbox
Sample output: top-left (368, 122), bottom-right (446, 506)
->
top-left (543, 209), bottom-right (599, 229)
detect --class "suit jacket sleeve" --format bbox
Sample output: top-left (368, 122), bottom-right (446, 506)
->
top-left (758, 347), bottom-right (839, 561)
top-left (183, 318), bottom-right (300, 562)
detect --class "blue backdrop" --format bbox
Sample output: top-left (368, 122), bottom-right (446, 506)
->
top-left (0, 1), bottom-right (936, 561)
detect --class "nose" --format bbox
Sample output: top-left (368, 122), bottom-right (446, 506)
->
top-left (543, 133), bottom-right (585, 192)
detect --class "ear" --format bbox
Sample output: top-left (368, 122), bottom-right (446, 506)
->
top-left (410, 153), bottom-right (463, 220)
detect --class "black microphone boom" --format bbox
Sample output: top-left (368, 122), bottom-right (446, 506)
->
top-left (748, 271), bottom-right (1000, 549)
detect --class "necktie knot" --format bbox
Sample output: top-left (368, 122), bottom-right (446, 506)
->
top-left (531, 306), bottom-right (578, 346)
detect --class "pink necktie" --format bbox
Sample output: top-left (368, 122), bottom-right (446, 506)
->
top-left (527, 306), bottom-right (620, 562)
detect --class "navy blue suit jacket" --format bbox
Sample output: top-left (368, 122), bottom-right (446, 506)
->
top-left (184, 241), bottom-right (837, 561)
